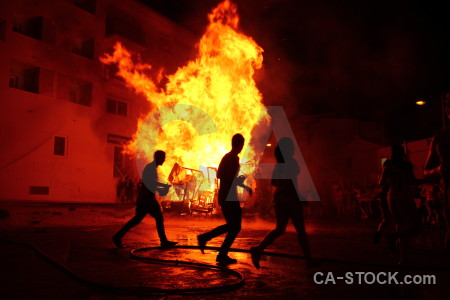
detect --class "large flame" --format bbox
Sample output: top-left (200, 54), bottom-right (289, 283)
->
top-left (101, 0), bottom-right (269, 181)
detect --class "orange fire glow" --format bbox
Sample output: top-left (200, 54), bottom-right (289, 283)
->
top-left (101, 0), bottom-right (269, 181)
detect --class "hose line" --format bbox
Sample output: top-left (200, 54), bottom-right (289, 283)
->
top-left (0, 239), bottom-right (244, 295)
top-left (1, 239), bottom-right (447, 296)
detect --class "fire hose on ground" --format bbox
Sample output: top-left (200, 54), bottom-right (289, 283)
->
top-left (0, 239), bottom-right (448, 296)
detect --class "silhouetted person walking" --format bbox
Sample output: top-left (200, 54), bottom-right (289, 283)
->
top-left (197, 134), bottom-right (251, 266)
top-left (112, 150), bottom-right (177, 248)
top-left (250, 138), bottom-right (316, 269)
top-left (380, 144), bottom-right (420, 265)
top-left (425, 95), bottom-right (450, 251)
top-left (373, 160), bottom-right (397, 252)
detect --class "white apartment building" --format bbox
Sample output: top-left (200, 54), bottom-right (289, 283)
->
top-left (0, 0), bottom-right (196, 202)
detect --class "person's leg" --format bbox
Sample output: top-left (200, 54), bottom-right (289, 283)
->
top-left (113, 206), bottom-right (147, 247)
top-left (256, 205), bottom-right (289, 251)
top-left (197, 222), bottom-right (229, 253)
top-left (197, 202), bottom-right (230, 253)
top-left (200, 225), bottom-right (229, 242)
top-left (251, 203), bottom-right (289, 268)
top-left (290, 204), bottom-right (312, 261)
top-left (374, 199), bottom-right (388, 244)
top-left (148, 198), bottom-right (177, 246)
top-left (216, 203), bottom-right (242, 263)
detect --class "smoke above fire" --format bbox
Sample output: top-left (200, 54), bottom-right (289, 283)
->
top-left (101, 0), bottom-right (269, 179)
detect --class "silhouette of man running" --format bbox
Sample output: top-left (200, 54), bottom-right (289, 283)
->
top-left (112, 150), bottom-right (178, 248)
top-left (197, 134), bottom-right (252, 265)
top-left (425, 95), bottom-right (450, 251)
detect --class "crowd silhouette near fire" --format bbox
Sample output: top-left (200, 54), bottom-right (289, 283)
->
top-left (111, 98), bottom-right (450, 268)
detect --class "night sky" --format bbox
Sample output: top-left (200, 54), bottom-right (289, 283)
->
top-left (141, 0), bottom-right (450, 142)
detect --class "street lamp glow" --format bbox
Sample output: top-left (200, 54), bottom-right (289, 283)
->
top-left (416, 100), bottom-right (426, 106)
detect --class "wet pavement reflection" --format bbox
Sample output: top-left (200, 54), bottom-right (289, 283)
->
top-left (0, 204), bottom-right (449, 299)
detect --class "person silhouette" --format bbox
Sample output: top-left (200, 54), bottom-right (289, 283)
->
top-left (112, 150), bottom-right (178, 248)
top-left (197, 134), bottom-right (252, 266)
top-left (425, 95), bottom-right (450, 251)
top-left (380, 144), bottom-right (420, 265)
top-left (373, 160), bottom-right (397, 252)
top-left (125, 176), bottom-right (134, 203)
top-left (250, 137), bottom-right (316, 269)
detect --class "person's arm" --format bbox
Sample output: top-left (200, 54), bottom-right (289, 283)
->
top-left (225, 155), bottom-right (252, 196)
top-left (230, 156), bottom-right (252, 196)
top-left (153, 182), bottom-right (170, 196)
top-left (236, 175), bottom-right (253, 196)
top-left (378, 164), bottom-right (389, 194)
top-left (424, 135), bottom-right (441, 178)
top-left (155, 182), bottom-right (171, 189)
top-left (156, 183), bottom-right (171, 196)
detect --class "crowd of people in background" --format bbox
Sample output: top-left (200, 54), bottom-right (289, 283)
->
top-left (330, 182), bottom-right (378, 219)
top-left (329, 179), bottom-right (444, 228)
top-left (329, 159), bottom-right (447, 265)
top-left (116, 176), bottom-right (142, 204)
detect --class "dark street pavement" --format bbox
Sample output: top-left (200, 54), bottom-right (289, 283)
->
top-left (0, 202), bottom-right (449, 299)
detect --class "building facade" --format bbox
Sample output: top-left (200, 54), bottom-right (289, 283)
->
top-left (0, 0), bottom-right (196, 202)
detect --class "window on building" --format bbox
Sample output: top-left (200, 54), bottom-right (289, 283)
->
top-left (81, 38), bottom-right (94, 58)
top-left (29, 186), bottom-right (49, 195)
top-left (54, 136), bottom-right (66, 156)
top-left (9, 61), bottom-right (53, 95)
top-left (0, 19), bottom-right (6, 40)
top-left (38, 68), bottom-right (54, 97)
top-left (117, 101), bottom-right (127, 116)
top-left (9, 75), bottom-right (18, 89)
top-left (106, 98), bottom-right (116, 114)
top-left (13, 16), bottom-right (43, 40)
top-left (106, 98), bottom-right (128, 116)
top-left (57, 74), bottom-right (92, 106)
top-left (73, 0), bottom-right (96, 14)
top-left (105, 13), bottom-right (146, 45)
top-left (9, 61), bottom-right (40, 94)
top-left (102, 64), bottom-right (124, 82)
top-left (70, 38), bottom-right (95, 59)
top-left (12, 15), bottom-right (55, 43)
top-left (114, 146), bottom-right (133, 178)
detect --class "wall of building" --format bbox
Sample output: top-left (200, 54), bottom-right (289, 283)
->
top-left (0, 0), bottom-right (196, 202)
